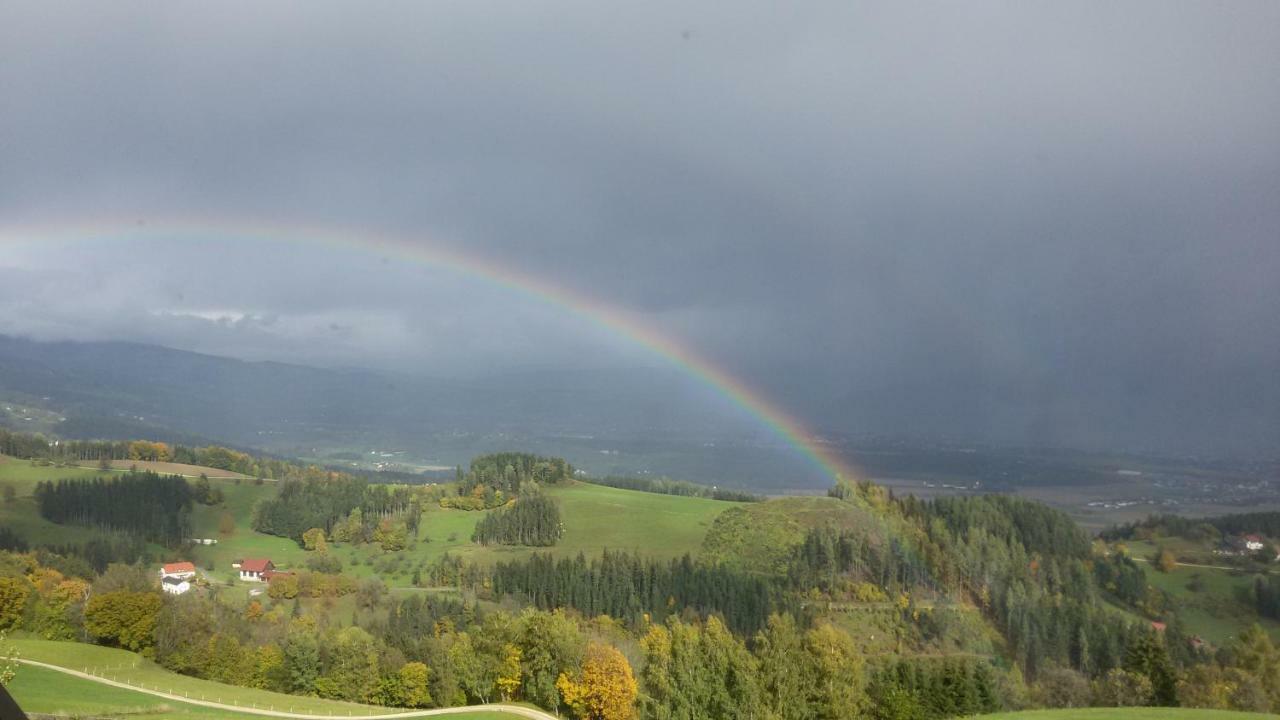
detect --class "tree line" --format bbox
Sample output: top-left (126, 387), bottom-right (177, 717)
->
top-left (582, 475), bottom-right (763, 502)
top-left (252, 476), bottom-right (420, 543)
top-left (486, 550), bottom-right (775, 635)
top-left (34, 471), bottom-right (192, 546)
top-left (441, 453), bottom-right (575, 510)
top-left (472, 489), bottom-right (563, 546)
top-left (1102, 511), bottom-right (1280, 543)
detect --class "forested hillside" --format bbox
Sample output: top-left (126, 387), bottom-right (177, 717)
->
top-left (3, 429), bottom-right (1280, 718)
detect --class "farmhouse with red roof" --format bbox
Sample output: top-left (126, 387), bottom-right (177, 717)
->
top-left (239, 558), bottom-right (275, 582)
top-left (158, 561), bottom-right (196, 595)
top-left (159, 561), bottom-right (196, 579)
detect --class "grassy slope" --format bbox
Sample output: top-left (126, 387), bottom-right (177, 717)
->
top-left (979, 710), bottom-right (1278, 719)
top-left (2, 456), bottom-right (741, 593)
top-left (700, 495), bottom-right (883, 574)
top-left (0, 455), bottom-right (106, 545)
top-left (8, 664), bottom-right (270, 720)
top-left (79, 458), bottom-right (253, 479)
top-left (8, 639), bottom-right (513, 719)
top-left (1117, 539), bottom-right (1280, 645)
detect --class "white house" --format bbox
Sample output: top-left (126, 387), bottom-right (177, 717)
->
top-left (161, 576), bottom-right (191, 595)
top-left (239, 558), bottom-right (275, 582)
top-left (1245, 534), bottom-right (1266, 552)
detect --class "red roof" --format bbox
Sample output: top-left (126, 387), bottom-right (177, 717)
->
top-left (241, 558), bottom-right (274, 573)
top-left (1245, 534), bottom-right (1265, 542)
top-left (162, 562), bottom-right (195, 574)
top-left (1151, 621), bottom-right (1167, 632)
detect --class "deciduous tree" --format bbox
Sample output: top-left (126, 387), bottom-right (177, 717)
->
top-left (556, 643), bottom-right (637, 720)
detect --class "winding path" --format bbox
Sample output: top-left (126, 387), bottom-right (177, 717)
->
top-left (16, 659), bottom-right (559, 720)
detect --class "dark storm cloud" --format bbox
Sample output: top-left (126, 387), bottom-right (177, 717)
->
top-left (1, 1), bottom-right (1277, 455)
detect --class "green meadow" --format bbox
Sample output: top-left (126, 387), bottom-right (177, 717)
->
top-left (6, 640), bottom-right (532, 720)
top-left (1116, 538), bottom-right (1280, 645)
top-left (0, 455), bottom-right (106, 545)
top-left (8, 639), bottom-right (519, 719)
top-left (183, 477), bottom-right (741, 590)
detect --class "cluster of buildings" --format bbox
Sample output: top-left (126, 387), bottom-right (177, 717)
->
top-left (1214, 533), bottom-right (1268, 557)
top-left (158, 557), bottom-right (278, 595)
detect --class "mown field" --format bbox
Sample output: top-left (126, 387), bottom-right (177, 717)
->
top-left (978, 709), bottom-right (1279, 719)
top-left (7, 639), bottom-right (519, 719)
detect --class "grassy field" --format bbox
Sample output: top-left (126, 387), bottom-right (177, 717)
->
top-left (78, 458), bottom-right (254, 479)
top-left (0, 454), bottom-right (101, 493)
top-left (978, 710), bottom-right (1279, 719)
top-left (186, 479), bottom-right (741, 590)
top-left (8, 639), bottom-right (518, 719)
top-left (1140, 561), bottom-right (1278, 645)
top-left (1110, 539), bottom-right (1280, 645)
top-left (0, 455), bottom-right (109, 546)
top-left (4, 456), bottom-right (740, 593)
top-left (8, 664), bottom-right (271, 720)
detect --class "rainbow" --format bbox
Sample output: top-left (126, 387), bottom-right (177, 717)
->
top-left (0, 218), bottom-right (857, 484)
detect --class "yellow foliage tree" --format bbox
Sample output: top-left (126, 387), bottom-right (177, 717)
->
top-left (302, 527), bottom-right (328, 552)
top-left (497, 643), bottom-right (522, 701)
top-left (556, 643), bottom-right (638, 720)
top-left (127, 440), bottom-right (172, 462)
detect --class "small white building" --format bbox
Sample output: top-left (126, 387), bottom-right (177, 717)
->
top-left (161, 576), bottom-right (191, 595)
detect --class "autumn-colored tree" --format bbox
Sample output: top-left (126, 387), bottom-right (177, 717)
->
top-left (0, 577), bottom-right (30, 630)
top-left (398, 661), bottom-right (434, 707)
top-left (30, 569), bottom-right (89, 640)
top-left (0, 630), bottom-right (17, 686)
top-left (245, 600), bottom-right (265, 622)
top-left (373, 518), bottom-right (408, 552)
top-left (253, 643), bottom-right (287, 692)
top-left (448, 632), bottom-right (497, 703)
top-left (1093, 667), bottom-right (1154, 707)
top-left (322, 626), bottom-right (382, 702)
top-left (805, 622), bottom-right (864, 719)
top-left (218, 512), bottom-right (236, 536)
top-left (267, 573), bottom-right (300, 600)
top-left (84, 590), bottom-right (163, 653)
top-left (128, 440), bottom-right (172, 462)
top-left (302, 527), bottom-right (328, 552)
top-left (1155, 548), bottom-right (1178, 573)
top-left (556, 643), bottom-right (638, 720)
top-left (497, 642), bottom-right (523, 700)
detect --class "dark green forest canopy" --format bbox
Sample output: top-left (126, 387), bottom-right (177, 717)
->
top-left (33, 470), bottom-right (192, 546)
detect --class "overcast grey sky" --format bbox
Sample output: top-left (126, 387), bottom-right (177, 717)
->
top-left (1, 1), bottom-right (1277, 456)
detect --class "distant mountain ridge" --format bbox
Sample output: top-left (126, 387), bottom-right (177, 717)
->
top-left (0, 333), bottom-right (755, 461)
